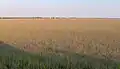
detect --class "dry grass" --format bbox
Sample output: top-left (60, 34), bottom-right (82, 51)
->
top-left (0, 18), bottom-right (120, 60)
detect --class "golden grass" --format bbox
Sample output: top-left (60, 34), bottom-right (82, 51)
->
top-left (0, 18), bottom-right (120, 60)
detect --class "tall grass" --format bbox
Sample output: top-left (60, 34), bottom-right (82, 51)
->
top-left (0, 52), bottom-right (119, 69)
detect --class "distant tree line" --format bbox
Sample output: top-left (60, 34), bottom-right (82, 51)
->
top-left (0, 17), bottom-right (78, 19)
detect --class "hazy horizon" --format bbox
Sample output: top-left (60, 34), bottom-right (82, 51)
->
top-left (0, 0), bottom-right (120, 18)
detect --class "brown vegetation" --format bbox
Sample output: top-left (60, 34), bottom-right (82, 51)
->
top-left (0, 41), bottom-right (4, 44)
top-left (0, 18), bottom-right (120, 60)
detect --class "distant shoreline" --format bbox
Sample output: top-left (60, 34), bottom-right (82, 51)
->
top-left (0, 17), bottom-right (120, 19)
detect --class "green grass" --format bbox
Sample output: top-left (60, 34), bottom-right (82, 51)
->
top-left (0, 53), bottom-right (119, 69)
top-left (0, 43), bottom-right (120, 69)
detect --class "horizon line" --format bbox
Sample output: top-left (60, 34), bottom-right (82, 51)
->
top-left (0, 17), bottom-right (120, 19)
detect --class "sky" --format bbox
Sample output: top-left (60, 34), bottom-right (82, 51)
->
top-left (0, 0), bottom-right (120, 17)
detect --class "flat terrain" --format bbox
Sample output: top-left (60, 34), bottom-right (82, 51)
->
top-left (0, 18), bottom-right (120, 60)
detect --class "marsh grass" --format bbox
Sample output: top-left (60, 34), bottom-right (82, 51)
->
top-left (0, 53), bottom-right (119, 69)
top-left (1, 20), bottom-right (120, 69)
top-left (0, 43), bottom-right (119, 69)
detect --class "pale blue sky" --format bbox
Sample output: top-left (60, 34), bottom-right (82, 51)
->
top-left (0, 0), bottom-right (120, 17)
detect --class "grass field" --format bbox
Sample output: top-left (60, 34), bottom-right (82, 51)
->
top-left (0, 18), bottom-right (120, 69)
